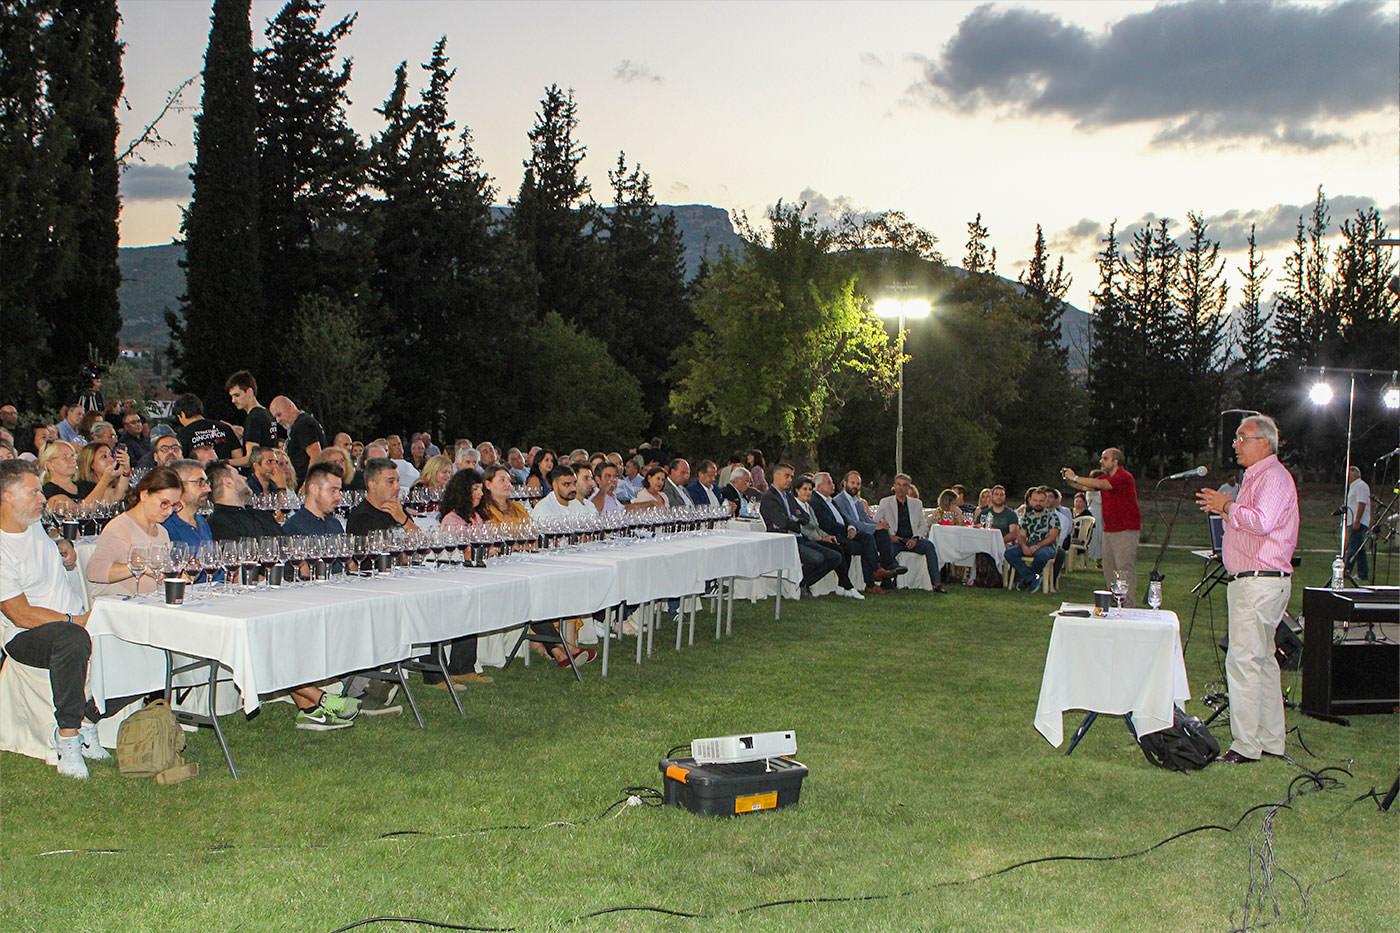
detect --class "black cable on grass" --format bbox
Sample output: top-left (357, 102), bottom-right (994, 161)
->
top-left (327, 919), bottom-right (511, 932)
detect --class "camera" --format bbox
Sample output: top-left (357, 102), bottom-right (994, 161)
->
top-left (81, 361), bottom-right (108, 380)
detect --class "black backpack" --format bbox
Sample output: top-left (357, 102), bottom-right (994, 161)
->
top-left (1138, 706), bottom-right (1220, 771)
top-left (973, 552), bottom-right (1001, 588)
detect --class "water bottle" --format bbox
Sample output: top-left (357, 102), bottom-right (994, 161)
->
top-left (1330, 555), bottom-right (1345, 590)
top-left (1147, 580), bottom-right (1162, 610)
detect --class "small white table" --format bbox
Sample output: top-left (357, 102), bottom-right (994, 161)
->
top-left (926, 525), bottom-right (1007, 572)
top-left (1034, 605), bottom-right (1191, 750)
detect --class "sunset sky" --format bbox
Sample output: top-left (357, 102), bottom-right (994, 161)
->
top-left (114, 0), bottom-right (1399, 312)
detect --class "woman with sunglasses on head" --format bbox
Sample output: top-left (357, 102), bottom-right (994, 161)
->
top-left (85, 467), bottom-right (182, 597)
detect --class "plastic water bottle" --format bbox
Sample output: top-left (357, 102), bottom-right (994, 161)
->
top-left (1147, 580), bottom-right (1162, 610)
top-left (1330, 555), bottom-right (1345, 590)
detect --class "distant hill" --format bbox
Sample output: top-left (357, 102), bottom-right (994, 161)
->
top-left (117, 206), bottom-right (1089, 364)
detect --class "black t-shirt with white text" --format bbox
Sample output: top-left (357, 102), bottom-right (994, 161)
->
top-left (177, 418), bottom-right (239, 461)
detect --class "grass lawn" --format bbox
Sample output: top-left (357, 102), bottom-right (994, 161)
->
top-left (3, 496), bottom-right (1397, 931)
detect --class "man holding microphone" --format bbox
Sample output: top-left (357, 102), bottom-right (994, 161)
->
top-left (1195, 414), bottom-right (1298, 764)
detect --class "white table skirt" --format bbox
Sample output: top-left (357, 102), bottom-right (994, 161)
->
top-left (84, 531), bottom-right (800, 714)
top-left (1033, 605), bottom-right (1191, 747)
top-left (927, 525), bottom-right (1007, 572)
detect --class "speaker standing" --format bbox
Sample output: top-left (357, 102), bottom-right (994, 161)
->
top-left (1061, 447), bottom-right (1141, 607)
top-left (1195, 414), bottom-right (1299, 765)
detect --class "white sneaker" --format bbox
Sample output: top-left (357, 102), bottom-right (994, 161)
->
top-left (54, 729), bottom-right (89, 779)
top-left (78, 720), bottom-right (111, 760)
top-left (847, 587), bottom-right (866, 600)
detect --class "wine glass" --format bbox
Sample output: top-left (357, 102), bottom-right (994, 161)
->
top-left (128, 545), bottom-right (149, 595)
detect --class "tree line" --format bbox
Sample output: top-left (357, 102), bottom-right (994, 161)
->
top-left (6, 0), bottom-right (1394, 492)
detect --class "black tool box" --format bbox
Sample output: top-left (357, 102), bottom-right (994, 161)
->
top-left (658, 755), bottom-right (808, 816)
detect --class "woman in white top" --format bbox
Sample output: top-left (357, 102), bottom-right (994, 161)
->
top-left (85, 467), bottom-right (181, 598)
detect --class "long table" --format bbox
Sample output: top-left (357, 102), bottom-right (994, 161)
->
top-left (85, 531), bottom-right (799, 719)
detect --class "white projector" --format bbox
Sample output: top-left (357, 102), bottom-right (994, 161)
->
top-left (690, 730), bottom-right (796, 764)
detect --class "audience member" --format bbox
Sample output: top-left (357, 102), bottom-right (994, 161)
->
top-left (245, 446), bottom-right (282, 496)
top-left (172, 393), bottom-right (238, 461)
top-left (817, 471), bottom-right (902, 594)
top-left (531, 465), bottom-right (591, 518)
top-left (758, 463), bottom-right (841, 599)
top-left (269, 395), bottom-right (324, 482)
top-left (346, 458), bottom-right (415, 535)
top-left (524, 449), bottom-right (556, 492)
top-left (0, 460), bottom-right (107, 778)
top-left (135, 425), bottom-right (182, 470)
top-left (686, 459), bottom-right (723, 507)
top-left (505, 447), bottom-right (529, 484)
top-left (1005, 486), bottom-right (1059, 592)
top-left (86, 468), bottom-right (182, 598)
top-left (481, 464), bottom-right (530, 523)
top-left (932, 489), bottom-right (962, 525)
top-left (589, 461), bottom-right (624, 514)
top-left (413, 455), bottom-right (454, 495)
top-left (664, 458), bottom-right (694, 506)
top-left (311, 445), bottom-right (364, 493)
top-left (55, 404), bottom-right (86, 446)
top-left (746, 449), bottom-right (769, 492)
top-left (632, 464), bottom-right (668, 507)
top-left (74, 441), bottom-right (130, 505)
top-left (792, 474), bottom-right (863, 599)
top-left (116, 411), bottom-right (151, 464)
top-left (874, 474), bottom-right (945, 593)
top-left (206, 461), bottom-right (285, 541)
top-left (161, 460), bottom-right (215, 578)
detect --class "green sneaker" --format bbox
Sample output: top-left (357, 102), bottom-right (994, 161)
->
top-left (295, 701), bottom-right (354, 731)
top-left (319, 692), bottom-right (361, 721)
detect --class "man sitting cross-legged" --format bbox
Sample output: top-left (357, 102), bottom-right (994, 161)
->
top-left (874, 473), bottom-right (946, 593)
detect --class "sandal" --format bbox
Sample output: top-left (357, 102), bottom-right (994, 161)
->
top-left (557, 647), bottom-right (596, 668)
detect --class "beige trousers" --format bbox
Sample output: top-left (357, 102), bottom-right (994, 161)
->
top-left (1101, 529), bottom-right (1140, 608)
top-left (1225, 576), bottom-right (1290, 758)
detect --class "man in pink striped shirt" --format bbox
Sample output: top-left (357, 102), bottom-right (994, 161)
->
top-left (1196, 414), bottom-right (1298, 764)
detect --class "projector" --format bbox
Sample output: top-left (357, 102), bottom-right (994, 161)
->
top-left (690, 730), bottom-right (796, 764)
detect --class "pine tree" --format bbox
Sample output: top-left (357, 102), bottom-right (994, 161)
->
top-left (602, 152), bottom-right (691, 431)
top-left (1088, 222), bottom-right (1141, 453)
top-left (510, 85), bottom-right (601, 330)
top-left (963, 212), bottom-right (995, 275)
top-left (254, 0), bottom-right (364, 394)
top-left (171, 0), bottom-right (262, 409)
top-left (1270, 218), bottom-right (1313, 363)
top-left (34, 0), bottom-right (123, 403)
top-left (1331, 207), bottom-right (1398, 338)
top-left (1173, 211), bottom-right (1229, 457)
top-left (1232, 224), bottom-right (1271, 405)
top-left (0, 0), bottom-right (57, 407)
top-left (1017, 224), bottom-right (1071, 360)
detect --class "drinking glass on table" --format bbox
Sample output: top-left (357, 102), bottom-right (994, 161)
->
top-left (128, 545), bottom-right (149, 594)
top-left (196, 541), bottom-right (221, 588)
top-left (1112, 572), bottom-right (1128, 610)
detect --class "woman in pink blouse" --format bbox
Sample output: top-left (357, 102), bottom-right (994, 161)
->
top-left (86, 467), bottom-right (182, 598)
top-left (438, 468), bottom-right (485, 530)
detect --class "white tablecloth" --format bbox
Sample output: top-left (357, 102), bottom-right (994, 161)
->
top-left (1033, 605), bottom-right (1191, 746)
top-left (84, 531), bottom-right (800, 714)
top-left (927, 525), bottom-right (1007, 571)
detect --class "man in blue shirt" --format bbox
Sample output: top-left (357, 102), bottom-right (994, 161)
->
top-left (282, 462), bottom-right (345, 538)
top-left (161, 459), bottom-right (217, 582)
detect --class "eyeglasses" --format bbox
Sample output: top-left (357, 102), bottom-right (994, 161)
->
top-left (1233, 435), bottom-right (1265, 443)
top-left (184, 478), bottom-right (211, 487)
top-left (156, 444), bottom-right (180, 453)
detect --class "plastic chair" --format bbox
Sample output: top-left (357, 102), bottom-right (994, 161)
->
top-left (1065, 515), bottom-right (1096, 572)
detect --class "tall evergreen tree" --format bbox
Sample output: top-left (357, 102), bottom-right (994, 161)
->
top-left (254, 0), bottom-right (364, 395)
top-left (1017, 224), bottom-right (1071, 360)
top-left (1331, 207), bottom-right (1398, 344)
top-left (171, 0), bottom-right (262, 409)
top-left (1088, 222), bottom-right (1137, 450)
top-left (510, 84), bottom-right (604, 331)
top-left (602, 152), bottom-right (691, 431)
top-left (1232, 224), bottom-right (1271, 405)
top-left (1269, 218), bottom-right (1314, 363)
top-left (1173, 211), bottom-right (1229, 457)
top-left (0, 0), bottom-right (58, 407)
top-left (963, 212), bottom-right (995, 275)
top-left (34, 0), bottom-right (123, 403)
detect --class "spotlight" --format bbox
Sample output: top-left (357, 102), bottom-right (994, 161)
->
top-left (1309, 381), bottom-right (1334, 406)
top-left (1384, 373), bottom-right (1399, 410)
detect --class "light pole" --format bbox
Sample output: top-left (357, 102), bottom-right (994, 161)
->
top-left (874, 296), bottom-right (930, 476)
top-left (1305, 365), bottom-right (1398, 581)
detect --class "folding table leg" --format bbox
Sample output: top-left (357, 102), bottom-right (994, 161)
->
top-left (164, 649), bottom-right (238, 779)
top-left (203, 658), bottom-right (237, 780)
top-left (395, 662), bottom-right (424, 728)
top-left (1064, 711), bottom-right (1097, 756)
top-left (600, 605), bottom-right (615, 677)
top-left (774, 571), bottom-right (784, 620)
top-left (725, 576), bottom-right (735, 635)
top-left (433, 643), bottom-right (464, 717)
top-left (687, 596), bottom-right (697, 646)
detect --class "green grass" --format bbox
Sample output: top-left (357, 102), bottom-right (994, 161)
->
top-left (3, 525), bottom-right (1397, 932)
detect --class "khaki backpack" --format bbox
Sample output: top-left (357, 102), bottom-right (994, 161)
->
top-left (116, 699), bottom-right (198, 784)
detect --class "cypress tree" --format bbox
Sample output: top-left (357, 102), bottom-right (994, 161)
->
top-left (1232, 225), bottom-right (1271, 405)
top-left (963, 213), bottom-right (995, 275)
top-left (1017, 223), bottom-right (1071, 361)
top-left (171, 0), bottom-right (262, 408)
top-left (1173, 211), bottom-right (1229, 457)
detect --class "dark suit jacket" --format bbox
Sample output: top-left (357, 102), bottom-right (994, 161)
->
top-left (809, 493), bottom-right (848, 538)
top-left (758, 486), bottom-right (801, 535)
top-left (686, 479), bottom-right (721, 506)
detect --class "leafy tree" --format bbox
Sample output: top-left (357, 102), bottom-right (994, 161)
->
top-left (1017, 224), bottom-right (1071, 361)
top-left (516, 312), bottom-right (647, 451)
top-left (285, 293), bottom-right (385, 436)
top-left (833, 209), bottom-right (942, 264)
top-left (963, 212), bottom-right (995, 275)
top-left (171, 0), bottom-right (262, 408)
top-left (254, 0), bottom-right (364, 393)
top-left (671, 203), bottom-right (899, 466)
top-left (1230, 224), bottom-right (1271, 405)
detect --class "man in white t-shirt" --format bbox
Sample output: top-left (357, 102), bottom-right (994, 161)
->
top-left (0, 461), bottom-right (108, 778)
top-left (1345, 466), bottom-right (1371, 581)
top-left (531, 465), bottom-right (592, 519)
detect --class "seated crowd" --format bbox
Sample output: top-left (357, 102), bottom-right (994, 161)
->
top-left (1, 373), bottom-right (1085, 780)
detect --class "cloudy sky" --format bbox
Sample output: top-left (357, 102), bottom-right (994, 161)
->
top-left (115, 0), bottom-right (1399, 311)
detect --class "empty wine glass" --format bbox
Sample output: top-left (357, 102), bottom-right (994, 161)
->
top-left (128, 545), bottom-right (149, 594)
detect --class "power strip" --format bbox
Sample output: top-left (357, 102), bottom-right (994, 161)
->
top-left (691, 730), bottom-right (796, 764)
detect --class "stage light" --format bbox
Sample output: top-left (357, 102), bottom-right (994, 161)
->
top-left (1383, 373), bottom-right (1399, 410)
top-left (872, 294), bottom-right (933, 475)
top-left (1309, 380), bottom-right (1334, 406)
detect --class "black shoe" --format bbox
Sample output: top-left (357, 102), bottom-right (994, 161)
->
top-left (799, 585), bottom-right (814, 600)
top-left (888, 565), bottom-right (909, 576)
top-left (1217, 749), bottom-right (1259, 765)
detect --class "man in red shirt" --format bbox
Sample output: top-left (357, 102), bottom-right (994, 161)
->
top-left (1062, 447), bottom-right (1141, 606)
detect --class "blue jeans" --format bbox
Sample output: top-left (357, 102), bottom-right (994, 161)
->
top-left (897, 537), bottom-right (941, 584)
top-left (1345, 525), bottom-right (1369, 580)
top-left (1006, 545), bottom-right (1056, 585)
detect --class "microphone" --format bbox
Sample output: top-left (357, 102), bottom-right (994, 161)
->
top-left (1165, 465), bottom-right (1208, 481)
top-left (1376, 448), bottom-right (1400, 462)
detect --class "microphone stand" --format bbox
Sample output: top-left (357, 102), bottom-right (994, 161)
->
top-left (1145, 474), bottom-right (1193, 604)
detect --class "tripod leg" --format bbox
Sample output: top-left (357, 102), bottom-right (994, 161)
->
top-left (1065, 712), bottom-right (1098, 756)
top-left (1203, 698), bottom-right (1228, 727)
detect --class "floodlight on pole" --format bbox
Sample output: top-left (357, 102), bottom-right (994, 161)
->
top-left (874, 294), bottom-right (932, 476)
top-left (1383, 372), bottom-right (1399, 410)
top-left (1308, 378), bottom-right (1334, 407)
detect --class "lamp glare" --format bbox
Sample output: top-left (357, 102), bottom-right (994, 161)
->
top-left (1308, 381), bottom-right (1334, 406)
top-left (1383, 384), bottom-right (1400, 410)
top-left (873, 299), bottom-right (901, 319)
top-left (904, 299), bottom-right (932, 319)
